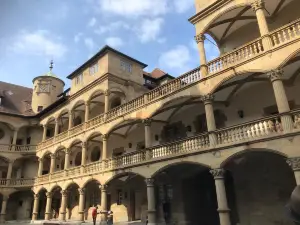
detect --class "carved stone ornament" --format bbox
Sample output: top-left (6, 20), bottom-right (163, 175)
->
top-left (81, 141), bottom-right (87, 148)
top-left (102, 134), bottom-right (108, 141)
top-left (100, 184), bottom-right (108, 191)
top-left (143, 119), bottom-right (152, 126)
top-left (267, 68), bottom-right (283, 82)
top-left (46, 192), bottom-right (53, 198)
top-left (61, 190), bottom-right (68, 197)
top-left (104, 90), bottom-right (111, 96)
top-left (287, 157), bottom-right (300, 171)
top-left (145, 178), bottom-right (155, 186)
top-left (210, 168), bottom-right (226, 178)
top-left (201, 94), bottom-right (214, 104)
top-left (194, 33), bottom-right (205, 44)
top-left (251, 0), bottom-right (265, 11)
top-left (34, 194), bottom-right (40, 200)
top-left (78, 188), bottom-right (85, 195)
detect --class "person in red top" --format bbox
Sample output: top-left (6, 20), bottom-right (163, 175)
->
top-left (92, 206), bottom-right (98, 225)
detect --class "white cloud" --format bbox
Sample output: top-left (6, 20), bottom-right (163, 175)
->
top-left (9, 30), bottom-right (67, 60)
top-left (159, 45), bottom-right (191, 74)
top-left (105, 37), bottom-right (124, 48)
top-left (74, 33), bottom-right (83, 43)
top-left (99, 0), bottom-right (168, 17)
top-left (94, 21), bottom-right (130, 35)
top-left (137, 18), bottom-right (164, 43)
top-left (173, 0), bottom-right (194, 13)
top-left (84, 37), bottom-right (95, 50)
top-left (88, 17), bottom-right (97, 27)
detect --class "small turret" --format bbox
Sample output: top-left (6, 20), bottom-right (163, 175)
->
top-left (31, 61), bottom-right (65, 113)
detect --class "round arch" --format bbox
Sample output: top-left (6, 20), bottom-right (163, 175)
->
top-left (54, 145), bottom-right (67, 154)
top-left (63, 181), bottom-right (80, 191)
top-left (46, 116), bottom-right (56, 125)
top-left (106, 119), bottom-right (141, 136)
top-left (36, 186), bottom-right (48, 195)
top-left (41, 150), bottom-right (52, 159)
top-left (279, 48), bottom-right (300, 68)
top-left (81, 178), bottom-right (102, 188)
top-left (104, 172), bottom-right (146, 186)
top-left (49, 184), bottom-right (63, 193)
top-left (67, 138), bottom-right (83, 149)
top-left (85, 131), bottom-right (103, 143)
top-left (71, 99), bottom-right (86, 111)
top-left (87, 89), bottom-right (104, 102)
top-left (57, 108), bottom-right (69, 119)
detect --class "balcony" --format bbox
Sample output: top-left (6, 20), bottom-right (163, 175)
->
top-left (35, 109), bottom-right (300, 184)
top-left (37, 18), bottom-right (300, 151)
top-left (0, 144), bottom-right (37, 153)
top-left (0, 178), bottom-right (34, 187)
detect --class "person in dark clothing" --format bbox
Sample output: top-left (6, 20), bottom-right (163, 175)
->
top-left (162, 201), bottom-right (171, 223)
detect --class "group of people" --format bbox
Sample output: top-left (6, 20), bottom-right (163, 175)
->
top-left (92, 206), bottom-right (113, 225)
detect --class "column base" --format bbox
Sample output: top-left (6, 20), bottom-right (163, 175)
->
top-left (31, 212), bottom-right (38, 221)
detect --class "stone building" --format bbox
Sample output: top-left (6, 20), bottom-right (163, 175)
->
top-left (1, 0), bottom-right (300, 224)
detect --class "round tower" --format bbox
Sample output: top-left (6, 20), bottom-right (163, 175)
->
top-left (31, 61), bottom-right (65, 113)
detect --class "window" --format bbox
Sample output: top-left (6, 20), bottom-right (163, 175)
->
top-left (117, 189), bottom-right (123, 205)
top-left (89, 63), bottom-right (98, 75)
top-left (37, 106), bottom-right (43, 112)
top-left (0, 129), bottom-right (4, 140)
top-left (38, 82), bottom-right (50, 93)
top-left (75, 74), bottom-right (83, 85)
top-left (120, 60), bottom-right (132, 73)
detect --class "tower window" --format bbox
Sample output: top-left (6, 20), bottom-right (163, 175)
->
top-left (120, 60), bottom-right (132, 73)
top-left (89, 62), bottom-right (98, 75)
top-left (75, 74), bottom-right (83, 85)
top-left (37, 106), bottom-right (43, 112)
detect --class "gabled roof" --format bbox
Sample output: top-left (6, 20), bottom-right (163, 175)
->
top-left (67, 45), bottom-right (148, 79)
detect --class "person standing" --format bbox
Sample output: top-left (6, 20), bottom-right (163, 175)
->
top-left (92, 206), bottom-right (98, 225)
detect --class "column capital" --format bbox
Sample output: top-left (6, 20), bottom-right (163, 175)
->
top-left (61, 190), bottom-right (68, 197)
top-left (201, 94), bottom-right (214, 104)
top-left (100, 184), bottom-right (108, 191)
top-left (38, 158), bottom-right (43, 162)
top-left (64, 148), bottom-right (70, 154)
top-left (8, 159), bottom-right (14, 164)
top-left (46, 192), bottom-right (52, 198)
top-left (267, 69), bottom-right (284, 82)
top-left (50, 154), bottom-right (56, 159)
top-left (78, 188), bottom-right (85, 195)
top-left (55, 118), bottom-right (59, 124)
top-left (145, 178), bottom-right (155, 187)
top-left (194, 33), bottom-right (205, 43)
top-left (43, 124), bottom-right (47, 128)
top-left (104, 90), bottom-right (111, 96)
top-left (81, 141), bottom-right (87, 148)
top-left (287, 157), bottom-right (300, 171)
top-left (2, 196), bottom-right (9, 201)
top-left (251, 0), bottom-right (265, 11)
top-left (68, 110), bottom-right (73, 116)
top-left (210, 168), bottom-right (226, 179)
top-left (143, 118), bottom-right (152, 126)
top-left (102, 134), bottom-right (108, 141)
top-left (34, 194), bottom-right (39, 200)
top-left (85, 101), bottom-right (90, 106)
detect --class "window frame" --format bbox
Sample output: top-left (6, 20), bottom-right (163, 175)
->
top-left (89, 62), bottom-right (98, 75)
top-left (120, 59), bottom-right (132, 73)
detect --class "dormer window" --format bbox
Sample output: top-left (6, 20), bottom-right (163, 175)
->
top-left (89, 62), bottom-right (98, 75)
top-left (75, 74), bottom-right (83, 85)
top-left (120, 60), bottom-right (132, 73)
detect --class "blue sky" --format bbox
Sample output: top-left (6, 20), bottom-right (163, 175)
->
top-left (0, 0), bottom-right (219, 88)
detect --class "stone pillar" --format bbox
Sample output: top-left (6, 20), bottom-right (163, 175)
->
top-left (195, 33), bottom-right (208, 76)
top-left (6, 160), bottom-right (14, 180)
top-left (85, 101), bottom-right (90, 122)
top-left (45, 192), bottom-right (52, 220)
top-left (43, 125), bottom-right (47, 141)
top-left (68, 111), bottom-right (73, 129)
top-left (78, 188), bottom-right (85, 222)
top-left (102, 135), bottom-right (108, 160)
top-left (104, 90), bottom-right (110, 113)
top-left (54, 119), bottom-right (59, 136)
top-left (81, 142), bottom-right (87, 174)
top-left (32, 194), bottom-right (39, 221)
top-left (64, 149), bottom-right (70, 170)
top-left (210, 169), bottom-right (231, 225)
top-left (0, 196), bottom-right (9, 223)
top-left (287, 157), bottom-right (300, 185)
top-left (202, 94), bottom-right (217, 146)
top-left (268, 69), bottom-right (293, 132)
top-left (12, 128), bottom-right (18, 145)
top-left (59, 190), bottom-right (68, 221)
top-left (38, 158), bottom-right (43, 176)
top-left (100, 185), bottom-right (108, 223)
top-left (50, 154), bottom-right (56, 173)
top-left (146, 178), bottom-right (156, 225)
top-left (144, 119), bottom-right (152, 148)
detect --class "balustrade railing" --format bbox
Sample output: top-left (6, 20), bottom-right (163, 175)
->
top-left (37, 174), bottom-right (49, 183)
top-left (0, 179), bottom-right (7, 185)
top-left (84, 161), bottom-right (102, 173)
top-left (86, 114), bottom-right (105, 129)
top-left (105, 151), bottom-right (146, 169)
top-left (55, 131), bottom-right (68, 142)
top-left (69, 123), bottom-right (84, 136)
top-left (0, 178), bottom-right (34, 186)
top-left (0, 144), bottom-right (36, 152)
top-left (66, 167), bottom-right (81, 176)
top-left (51, 171), bottom-right (64, 180)
top-left (271, 18), bottom-right (300, 47)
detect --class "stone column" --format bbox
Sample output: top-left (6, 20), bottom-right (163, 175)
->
top-left (50, 154), bottom-right (56, 173)
top-left (144, 119), bottom-right (152, 148)
top-left (32, 194), bottom-right (39, 221)
top-left (0, 196), bottom-right (9, 223)
top-left (78, 188), bottom-right (85, 222)
top-left (146, 178), bottom-right (156, 225)
top-left (104, 90), bottom-right (110, 113)
top-left (202, 94), bottom-right (217, 146)
top-left (59, 190), bottom-right (68, 221)
top-left (100, 185), bottom-right (108, 223)
top-left (45, 192), bottom-right (52, 220)
top-left (85, 101), bottom-right (90, 122)
top-left (64, 149), bottom-right (70, 170)
top-left (210, 169), bottom-right (231, 225)
top-left (102, 134), bottom-right (108, 160)
top-left (81, 142), bottom-right (87, 174)
top-left (12, 128), bottom-right (19, 150)
top-left (6, 160), bottom-right (14, 181)
top-left (252, 0), bottom-right (271, 49)
top-left (268, 69), bottom-right (293, 132)
top-left (287, 157), bottom-right (300, 185)
top-left (43, 125), bottom-right (47, 141)
top-left (38, 158), bottom-right (43, 176)
top-left (68, 111), bottom-right (73, 129)
top-left (54, 119), bottom-right (59, 136)
top-left (195, 33), bottom-right (208, 76)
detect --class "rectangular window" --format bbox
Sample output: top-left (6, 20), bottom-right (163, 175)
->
top-left (89, 62), bottom-right (98, 75)
top-left (120, 60), bottom-right (132, 73)
top-left (37, 106), bottom-right (43, 112)
top-left (75, 74), bottom-right (83, 85)
top-left (117, 189), bottom-right (123, 205)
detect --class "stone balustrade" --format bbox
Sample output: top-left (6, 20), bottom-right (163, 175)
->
top-left (36, 18), bottom-right (300, 151)
top-left (0, 144), bottom-right (37, 152)
top-left (0, 178), bottom-right (34, 187)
